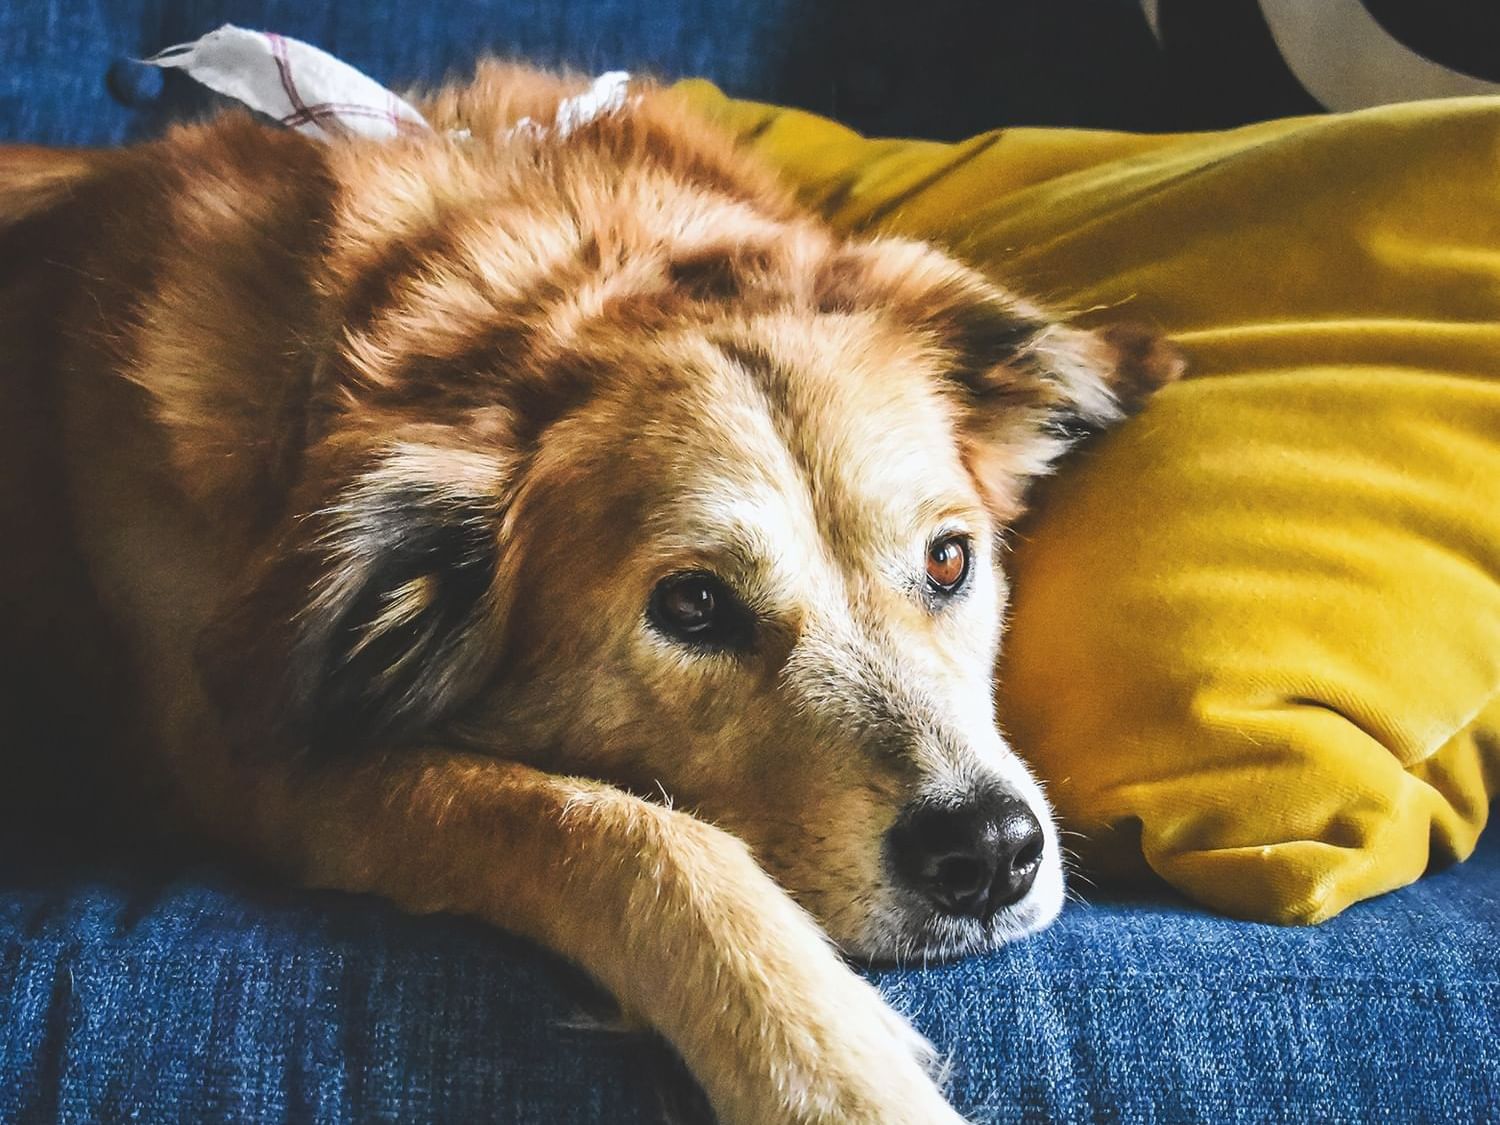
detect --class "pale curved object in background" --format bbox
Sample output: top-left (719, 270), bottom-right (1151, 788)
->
top-left (1259, 0), bottom-right (1500, 111)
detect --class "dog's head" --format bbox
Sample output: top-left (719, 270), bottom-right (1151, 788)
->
top-left (201, 82), bottom-right (1181, 960)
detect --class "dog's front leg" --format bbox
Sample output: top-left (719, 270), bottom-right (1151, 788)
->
top-left (244, 751), bottom-right (967, 1125)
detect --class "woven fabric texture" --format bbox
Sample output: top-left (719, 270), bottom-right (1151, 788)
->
top-left (2, 830), bottom-right (1496, 1123)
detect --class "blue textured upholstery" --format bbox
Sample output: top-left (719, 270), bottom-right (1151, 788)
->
top-left (2, 3), bottom-right (1497, 1121)
top-left (3, 831), bottom-right (1496, 1122)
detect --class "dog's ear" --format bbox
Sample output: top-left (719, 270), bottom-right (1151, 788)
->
top-left (940, 302), bottom-right (1185, 522)
top-left (819, 239), bottom-right (1185, 521)
top-left (197, 442), bottom-right (513, 759)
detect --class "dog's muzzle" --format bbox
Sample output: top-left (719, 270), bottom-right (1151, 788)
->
top-left (885, 791), bottom-right (1045, 922)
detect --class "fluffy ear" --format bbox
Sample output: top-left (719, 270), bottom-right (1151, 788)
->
top-left (819, 238), bottom-right (1185, 521)
top-left (197, 443), bottom-right (511, 759)
top-left (945, 304), bottom-right (1186, 520)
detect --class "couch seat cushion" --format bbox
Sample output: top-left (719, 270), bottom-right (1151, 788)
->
top-left (2, 827), bottom-right (1495, 1123)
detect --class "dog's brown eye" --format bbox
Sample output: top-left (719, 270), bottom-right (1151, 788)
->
top-left (926, 536), bottom-right (970, 595)
top-left (649, 572), bottom-right (754, 651)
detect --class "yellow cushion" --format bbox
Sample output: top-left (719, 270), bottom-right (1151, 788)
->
top-left (679, 82), bottom-right (1500, 924)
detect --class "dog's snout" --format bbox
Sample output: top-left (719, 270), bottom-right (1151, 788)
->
top-left (888, 795), bottom-right (1045, 921)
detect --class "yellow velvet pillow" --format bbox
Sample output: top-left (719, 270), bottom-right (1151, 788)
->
top-left (679, 83), bottom-right (1500, 923)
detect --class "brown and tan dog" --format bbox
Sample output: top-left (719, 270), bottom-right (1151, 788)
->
top-left (0, 65), bottom-right (1179, 1123)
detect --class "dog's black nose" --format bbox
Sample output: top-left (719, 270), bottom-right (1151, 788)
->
top-left (887, 795), bottom-right (1044, 921)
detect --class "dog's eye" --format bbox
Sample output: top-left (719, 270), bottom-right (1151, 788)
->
top-left (648, 572), bottom-right (753, 651)
top-left (926, 535), bottom-right (971, 595)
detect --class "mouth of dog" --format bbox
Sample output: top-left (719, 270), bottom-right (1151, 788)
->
top-left (878, 898), bottom-right (1057, 964)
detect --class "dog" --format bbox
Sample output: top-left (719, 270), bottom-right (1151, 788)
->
top-left (0, 63), bottom-right (1181, 1123)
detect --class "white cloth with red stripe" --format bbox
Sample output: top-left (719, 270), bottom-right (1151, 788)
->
top-left (146, 25), bottom-right (630, 143)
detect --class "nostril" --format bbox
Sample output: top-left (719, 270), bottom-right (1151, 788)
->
top-left (887, 804), bottom-right (996, 918)
top-left (933, 855), bottom-right (988, 900)
top-left (887, 795), bottom-right (1047, 921)
top-left (1014, 835), bottom-right (1044, 873)
top-left (990, 803), bottom-right (1045, 910)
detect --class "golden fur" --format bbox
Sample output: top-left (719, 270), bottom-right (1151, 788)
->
top-left (0, 64), bottom-right (1180, 1123)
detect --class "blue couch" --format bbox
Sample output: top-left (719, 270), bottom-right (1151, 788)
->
top-left (3, 835), bottom-right (1496, 1122)
top-left (3, 3), bottom-right (1497, 1121)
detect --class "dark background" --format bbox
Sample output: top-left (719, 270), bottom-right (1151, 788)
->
top-left (8, 3), bottom-right (1500, 145)
top-left (3, 0), bottom-right (1175, 146)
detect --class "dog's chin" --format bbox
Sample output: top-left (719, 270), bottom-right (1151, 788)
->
top-left (844, 860), bottom-right (1067, 965)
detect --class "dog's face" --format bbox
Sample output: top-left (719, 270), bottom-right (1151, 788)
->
top-left (203, 127), bottom-right (1179, 961)
top-left (480, 292), bottom-right (1062, 959)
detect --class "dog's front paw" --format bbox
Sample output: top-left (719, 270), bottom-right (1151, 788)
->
top-left (871, 989), bottom-right (949, 1086)
top-left (766, 969), bottom-right (970, 1125)
top-left (855, 984), bottom-right (969, 1123)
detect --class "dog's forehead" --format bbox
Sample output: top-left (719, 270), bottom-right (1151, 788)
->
top-left (633, 311), bottom-right (981, 560)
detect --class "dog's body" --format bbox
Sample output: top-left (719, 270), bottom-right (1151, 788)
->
top-left (1, 66), bottom-right (1179, 1123)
